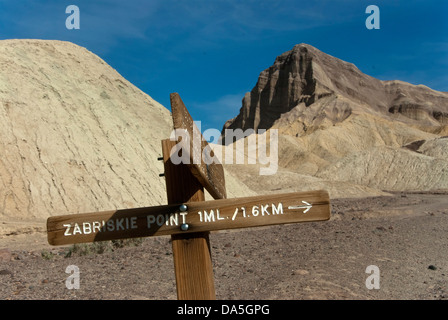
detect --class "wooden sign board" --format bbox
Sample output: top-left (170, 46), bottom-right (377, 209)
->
top-left (47, 190), bottom-right (330, 246)
top-left (170, 92), bottom-right (227, 200)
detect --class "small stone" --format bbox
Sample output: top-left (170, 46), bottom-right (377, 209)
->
top-left (428, 265), bottom-right (437, 270)
top-left (0, 248), bottom-right (12, 262)
top-left (13, 253), bottom-right (26, 260)
top-left (292, 269), bottom-right (309, 276)
top-left (0, 269), bottom-right (12, 275)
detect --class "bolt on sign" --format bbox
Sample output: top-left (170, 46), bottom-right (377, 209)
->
top-left (46, 93), bottom-right (331, 299)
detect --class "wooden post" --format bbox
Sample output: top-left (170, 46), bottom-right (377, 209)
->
top-left (45, 92), bottom-right (331, 300)
top-left (161, 139), bottom-right (216, 300)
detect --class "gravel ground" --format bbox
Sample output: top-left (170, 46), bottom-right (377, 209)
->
top-left (1, 192), bottom-right (447, 300)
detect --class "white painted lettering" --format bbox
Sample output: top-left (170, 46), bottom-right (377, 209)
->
top-left (92, 221), bottom-right (102, 233)
top-left (82, 222), bottom-right (92, 234)
top-left (180, 212), bottom-right (187, 224)
top-left (216, 209), bottom-right (225, 220)
top-left (106, 219), bottom-right (115, 232)
top-left (231, 208), bottom-right (239, 221)
top-left (64, 224), bottom-right (72, 236)
top-left (115, 218), bottom-right (124, 231)
top-left (147, 215), bottom-right (156, 228)
top-left (73, 223), bottom-right (82, 235)
top-left (130, 217), bottom-right (138, 229)
top-left (156, 214), bottom-right (164, 226)
top-left (252, 205), bottom-right (260, 217)
top-left (261, 204), bottom-right (270, 216)
top-left (272, 203), bottom-right (283, 215)
top-left (169, 214), bottom-right (178, 226)
top-left (204, 210), bottom-right (215, 223)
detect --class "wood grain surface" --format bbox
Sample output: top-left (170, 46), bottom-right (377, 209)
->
top-left (170, 92), bottom-right (227, 200)
top-left (47, 190), bottom-right (330, 245)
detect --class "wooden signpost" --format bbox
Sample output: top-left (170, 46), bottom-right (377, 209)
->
top-left (47, 93), bottom-right (331, 300)
top-left (169, 93), bottom-right (226, 201)
top-left (47, 190), bottom-right (330, 245)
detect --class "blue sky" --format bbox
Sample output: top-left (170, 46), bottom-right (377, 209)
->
top-left (0, 0), bottom-right (447, 131)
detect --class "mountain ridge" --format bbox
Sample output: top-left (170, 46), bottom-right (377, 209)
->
top-left (222, 43), bottom-right (448, 140)
top-left (220, 43), bottom-right (448, 198)
top-left (0, 39), bottom-right (255, 236)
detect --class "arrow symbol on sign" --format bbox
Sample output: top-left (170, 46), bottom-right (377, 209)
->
top-left (288, 201), bottom-right (312, 213)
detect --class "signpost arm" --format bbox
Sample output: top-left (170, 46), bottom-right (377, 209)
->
top-left (162, 139), bottom-right (216, 300)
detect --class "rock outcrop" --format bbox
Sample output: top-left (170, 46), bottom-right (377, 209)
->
top-left (222, 44), bottom-right (448, 140)
top-left (221, 43), bottom-right (448, 197)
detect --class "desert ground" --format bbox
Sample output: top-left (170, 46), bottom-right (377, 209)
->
top-left (1, 40), bottom-right (447, 302)
top-left (1, 191), bottom-right (447, 300)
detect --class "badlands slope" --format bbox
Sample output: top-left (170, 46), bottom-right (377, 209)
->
top-left (221, 44), bottom-right (448, 198)
top-left (0, 39), bottom-right (253, 236)
top-left (1, 40), bottom-right (447, 238)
